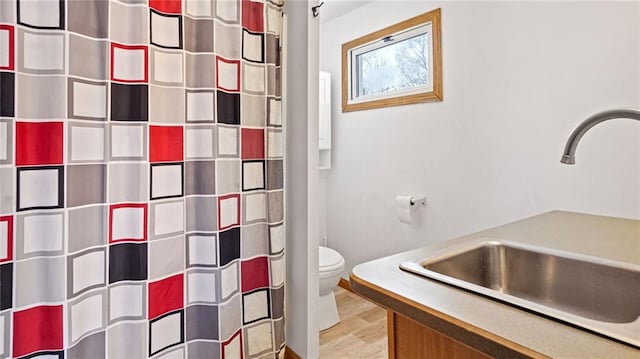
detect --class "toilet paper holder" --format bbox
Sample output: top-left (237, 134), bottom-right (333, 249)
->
top-left (409, 196), bottom-right (426, 206)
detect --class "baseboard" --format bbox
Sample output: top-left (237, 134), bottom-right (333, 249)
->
top-left (283, 346), bottom-right (302, 359)
top-left (338, 277), bottom-right (353, 292)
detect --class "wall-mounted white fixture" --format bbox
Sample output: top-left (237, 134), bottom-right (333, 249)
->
top-left (319, 71), bottom-right (332, 169)
top-left (396, 195), bottom-right (426, 224)
top-left (409, 195), bottom-right (427, 206)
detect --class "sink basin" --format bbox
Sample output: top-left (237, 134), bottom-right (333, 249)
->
top-left (400, 240), bottom-right (640, 347)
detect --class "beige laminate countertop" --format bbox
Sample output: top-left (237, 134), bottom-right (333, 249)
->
top-left (350, 211), bottom-right (640, 358)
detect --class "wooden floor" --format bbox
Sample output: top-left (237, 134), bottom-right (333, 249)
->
top-left (319, 287), bottom-right (388, 359)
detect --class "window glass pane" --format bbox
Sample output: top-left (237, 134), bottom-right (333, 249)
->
top-left (356, 33), bottom-right (429, 98)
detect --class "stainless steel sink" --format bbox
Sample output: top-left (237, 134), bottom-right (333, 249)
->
top-left (400, 240), bottom-right (640, 347)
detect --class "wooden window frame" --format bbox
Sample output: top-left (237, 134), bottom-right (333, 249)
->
top-left (341, 8), bottom-right (442, 112)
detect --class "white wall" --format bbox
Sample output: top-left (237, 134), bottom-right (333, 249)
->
top-left (320, 1), bottom-right (640, 277)
top-left (285, 1), bottom-right (320, 357)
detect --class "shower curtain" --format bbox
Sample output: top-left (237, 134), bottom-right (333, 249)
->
top-left (0, 0), bottom-right (284, 358)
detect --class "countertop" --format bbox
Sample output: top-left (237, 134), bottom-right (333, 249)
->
top-left (350, 211), bottom-right (640, 358)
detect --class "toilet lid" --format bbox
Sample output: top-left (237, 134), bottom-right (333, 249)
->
top-left (319, 246), bottom-right (345, 272)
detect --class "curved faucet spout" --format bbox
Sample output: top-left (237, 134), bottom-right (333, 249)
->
top-left (560, 108), bottom-right (640, 164)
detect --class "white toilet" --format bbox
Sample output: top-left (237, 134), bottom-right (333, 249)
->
top-left (318, 246), bottom-right (346, 331)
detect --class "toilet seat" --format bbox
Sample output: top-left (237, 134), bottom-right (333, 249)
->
top-left (319, 246), bottom-right (345, 275)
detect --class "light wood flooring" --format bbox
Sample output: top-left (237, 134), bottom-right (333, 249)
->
top-left (319, 287), bottom-right (388, 359)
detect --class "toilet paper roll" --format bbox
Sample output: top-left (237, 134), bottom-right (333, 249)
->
top-left (396, 195), bottom-right (413, 224)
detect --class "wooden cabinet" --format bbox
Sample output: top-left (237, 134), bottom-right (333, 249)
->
top-left (388, 311), bottom-right (491, 359)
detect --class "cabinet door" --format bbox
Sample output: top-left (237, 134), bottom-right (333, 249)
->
top-left (319, 71), bottom-right (331, 150)
top-left (388, 311), bottom-right (490, 359)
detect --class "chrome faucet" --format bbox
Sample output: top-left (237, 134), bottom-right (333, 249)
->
top-left (560, 108), bottom-right (640, 164)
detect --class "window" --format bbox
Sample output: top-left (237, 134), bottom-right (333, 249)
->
top-left (342, 9), bottom-right (442, 112)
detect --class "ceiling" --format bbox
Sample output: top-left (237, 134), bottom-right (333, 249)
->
top-left (319, 0), bottom-right (372, 23)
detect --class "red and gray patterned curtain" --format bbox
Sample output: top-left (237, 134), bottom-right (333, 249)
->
top-left (0, 0), bottom-right (285, 358)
